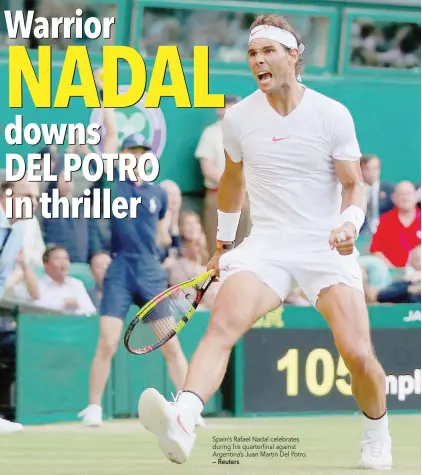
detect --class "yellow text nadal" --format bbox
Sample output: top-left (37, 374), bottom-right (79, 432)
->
top-left (9, 45), bottom-right (224, 108)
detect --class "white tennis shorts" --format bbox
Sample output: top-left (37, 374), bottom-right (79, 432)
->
top-left (218, 232), bottom-right (364, 307)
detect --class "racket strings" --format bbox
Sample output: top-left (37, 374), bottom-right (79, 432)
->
top-left (126, 284), bottom-right (201, 351)
top-left (143, 286), bottom-right (198, 326)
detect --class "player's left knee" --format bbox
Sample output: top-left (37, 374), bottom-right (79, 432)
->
top-left (343, 348), bottom-right (377, 378)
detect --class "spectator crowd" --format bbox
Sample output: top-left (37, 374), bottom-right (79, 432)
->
top-left (358, 154), bottom-right (421, 305)
top-left (350, 19), bottom-right (420, 69)
top-left (139, 7), bottom-right (328, 67)
top-left (0, 104), bottom-right (419, 317)
top-left (2, 3), bottom-right (419, 72)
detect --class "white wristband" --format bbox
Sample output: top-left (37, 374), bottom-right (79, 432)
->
top-left (339, 205), bottom-right (365, 236)
top-left (216, 210), bottom-right (241, 242)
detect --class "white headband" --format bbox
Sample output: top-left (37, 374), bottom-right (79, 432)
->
top-left (248, 25), bottom-right (305, 55)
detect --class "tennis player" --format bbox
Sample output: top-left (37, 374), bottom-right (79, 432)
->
top-left (78, 102), bottom-right (203, 427)
top-left (138, 14), bottom-right (392, 470)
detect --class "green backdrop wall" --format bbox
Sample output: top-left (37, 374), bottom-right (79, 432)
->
top-left (16, 304), bottom-right (420, 424)
top-left (16, 306), bottom-right (222, 425)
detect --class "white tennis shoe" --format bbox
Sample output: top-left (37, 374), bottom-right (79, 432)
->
top-left (0, 418), bottom-right (23, 434)
top-left (138, 388), bottom-right (196, 464)
top-left (359, 429), bottom-right (392, 470)
top-left (78, 404), bottom-right (102, 427)
top-left (196, 414), bottom-right (206, 428)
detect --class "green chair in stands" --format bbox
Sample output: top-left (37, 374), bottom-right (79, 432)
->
top-left (30, 263), bottom-right (94, 290)
top-left (67, 263), bottom-right (95, 290)
top-left (32, 265), bottom-right (45, 279)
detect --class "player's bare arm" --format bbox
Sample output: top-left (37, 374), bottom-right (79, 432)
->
top-left (329, 159), bottom-right (367, 255)
top-left (207, 151), bottom-right (245, 274)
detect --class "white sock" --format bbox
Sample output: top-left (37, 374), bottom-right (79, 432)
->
top-left (364, 411), bottom-right (389, 434)
top-left (177, 391), bottom-right (204, 420)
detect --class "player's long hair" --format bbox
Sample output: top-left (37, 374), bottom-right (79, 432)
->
top-left (250, 14), bottom-right (303, 78)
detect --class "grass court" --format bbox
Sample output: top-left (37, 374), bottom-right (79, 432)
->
top-left (0, 414), bottom-right (419, 475)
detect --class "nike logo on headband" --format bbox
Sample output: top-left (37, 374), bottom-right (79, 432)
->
top-left (248, 25), bottom-right (305, 54)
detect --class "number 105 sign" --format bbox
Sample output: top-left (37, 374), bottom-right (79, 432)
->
top-left (234, 328), bottom-right (420, 415)
top-left (277, 348), bottom-right (352, 398)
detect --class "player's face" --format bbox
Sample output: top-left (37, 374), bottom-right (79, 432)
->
top-left (247, 39), bottom-right (296, 92)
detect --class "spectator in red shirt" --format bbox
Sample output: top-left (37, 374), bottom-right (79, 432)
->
top-left (370, 181), bottom-right (421, 267)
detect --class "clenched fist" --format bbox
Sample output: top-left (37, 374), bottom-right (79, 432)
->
top-left (329, 222), bottom-right (357, 256)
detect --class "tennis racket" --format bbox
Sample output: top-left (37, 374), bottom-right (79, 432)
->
top-left (124, 269), bottom-right (216, 355)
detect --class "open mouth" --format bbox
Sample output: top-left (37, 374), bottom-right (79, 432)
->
top-left (257, 71), bottom-right (273, 84)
